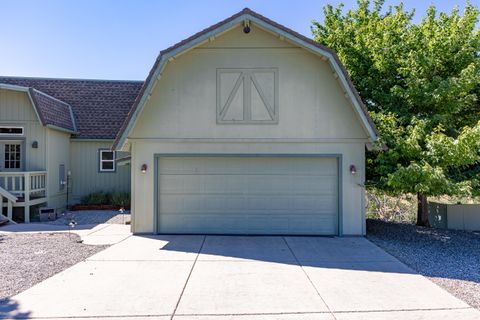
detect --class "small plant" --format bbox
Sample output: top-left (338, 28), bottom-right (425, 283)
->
top-left (111, 192), bottom-right (130, 207)
top-left (80, 191), bottom-right (111, 205)
top-left (78, 191), bottom-right (130, 208)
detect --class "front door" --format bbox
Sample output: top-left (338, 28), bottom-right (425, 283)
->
top-left (0, 142), bottom-right (23, 172)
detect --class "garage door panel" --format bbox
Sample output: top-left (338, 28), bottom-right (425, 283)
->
top-left (160, 175), bottom-right (337, 196)
top-left (291, 197), bottom-right (335, 211)
top-left (160, 195), bottom-right (336, 214)
top-left (157, 157), bottom-right (339, 235)
top-left (159, 213), bottom-right (337, 235)
top-left (160, 157), bottom-right (338, 175)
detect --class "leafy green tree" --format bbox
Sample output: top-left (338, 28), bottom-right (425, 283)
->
top-left (312, 0), bottom-right (480, 226)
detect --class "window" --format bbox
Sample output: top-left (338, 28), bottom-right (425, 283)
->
top-left (217, 68), bottom-right (278, 124)
top-left (0, 127), bottom-right (24, 135)
top-left (99, 150), bottom-right (115, 172)
top-left (4, 144), bottom-right (21, 169)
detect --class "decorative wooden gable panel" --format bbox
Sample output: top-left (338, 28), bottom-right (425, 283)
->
top-left (217, 68), bottom-right (278, 124)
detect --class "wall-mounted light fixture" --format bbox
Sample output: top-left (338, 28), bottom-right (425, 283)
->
top-left (32, 141), bottom-right (38, 148)
top-left (141, 164), bottom-right (148, 174)
top-left (349, 165), bottom-right (357, 175)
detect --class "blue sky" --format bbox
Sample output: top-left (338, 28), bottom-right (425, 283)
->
top-left (1, 0), bottom-right (477, 80)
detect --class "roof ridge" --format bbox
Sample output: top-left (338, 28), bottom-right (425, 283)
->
top-left (0, 76), bottom-right (144, 83)
top-left (30, 88), bottom-right (71, 107)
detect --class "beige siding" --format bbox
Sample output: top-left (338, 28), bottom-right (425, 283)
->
top-left (0, 89), bottom-right (47, 171)
top-left (130, 25), bottom-right (368, 140)
top-left (69, 140), bottom-right (130, 203)
top-left (0, 89), bottom-right (38, 121)
top-left (200, 25), bottom-right (298, 48)
top-left (46, 128), bottom-right (70, 212)
top-left (131, 141), bottom-right (365, 235)
top-left (25, 124), bottom-right (46, 171)
top-left (127, 25), bottom-right (368, 235)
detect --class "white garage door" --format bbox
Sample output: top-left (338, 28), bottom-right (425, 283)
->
top-left (157, 156), bottom-right (339, 235)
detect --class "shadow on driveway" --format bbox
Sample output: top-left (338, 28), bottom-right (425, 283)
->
top-left (131, 234), bottom-right (416, 274)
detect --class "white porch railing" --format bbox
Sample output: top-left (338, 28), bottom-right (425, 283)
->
top-left (0, 171), bottom-right (47, 222)
top-left (0, 186), bottom-right (17, 224)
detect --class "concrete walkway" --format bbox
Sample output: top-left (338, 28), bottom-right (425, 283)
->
top-left (1, 236), bottom-right (478, 319)
top-left (0, 222), bottom-right (131, 245)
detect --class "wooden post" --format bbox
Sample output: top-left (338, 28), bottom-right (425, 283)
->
top-left (24, 172), bottom-right (30, 223)
top-left (7, 199), bottom-right (13, 221)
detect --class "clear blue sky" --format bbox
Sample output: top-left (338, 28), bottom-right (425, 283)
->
top-left (1, 0), bottom-right (477, 80)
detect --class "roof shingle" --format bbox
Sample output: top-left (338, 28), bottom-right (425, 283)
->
top-left (0, 77), bottom-right (143, 139)
top-left (28, 88), bottom-right (76, 132)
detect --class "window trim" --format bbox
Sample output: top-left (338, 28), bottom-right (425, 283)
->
top-left (216, 68), bottom-right (279, 124)
top-left (4, 143), bottom-right (22, 170)
top-left (0, 126), bottom-right (24, 136)
top-left (99, 149), bottom-right (116, 172)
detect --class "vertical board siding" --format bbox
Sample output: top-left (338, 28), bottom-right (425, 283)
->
top-left (0, 89), bottom-right (47, 171)
top-left (25, 123), bottom-right (46, 171)
top-left (0, 89), bottom-right (38, 121)
top-left (70, 141), bottom-right (130, 203)
top-left (46, 128), bottom-right (70, 211)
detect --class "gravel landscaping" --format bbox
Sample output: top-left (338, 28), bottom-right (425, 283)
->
top-left (46, 210), bottom-right (130, 226)
top-left (0, 233), bottom-right (107, 301)
top-left (367, 219), bottom-right (480, 310)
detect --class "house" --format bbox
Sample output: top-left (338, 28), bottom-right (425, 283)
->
top-left (0, 8), bottom-right (378, 235)
top-left (0, 79), bottom-right (141, 222)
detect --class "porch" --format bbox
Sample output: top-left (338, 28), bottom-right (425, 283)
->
top-left (0, 171), bottom-right (47, 223)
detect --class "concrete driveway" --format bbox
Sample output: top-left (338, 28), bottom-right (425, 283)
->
top-left (1, 235), bottom-right (478, 320)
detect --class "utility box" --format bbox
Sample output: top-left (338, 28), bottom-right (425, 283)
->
top-left (39, 207), bottom-right (56, 222)
top-left (428, 202), bottom-right (480, 232)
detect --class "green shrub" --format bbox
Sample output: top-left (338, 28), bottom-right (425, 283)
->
top-left (111, 192), bottom-right (130, 207)
top-left (80, 191), bottom-right (111, 205)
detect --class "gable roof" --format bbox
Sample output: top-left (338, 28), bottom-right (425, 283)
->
top-left (29, 88), bottom-right (77, 132)
top-left (112, 7), bottom-right (379, 150)
top-left (0, 77), bottom-right (143, 139)
top-left (0, 83), bottom-right (77, 133)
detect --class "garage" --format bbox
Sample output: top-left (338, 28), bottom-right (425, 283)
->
top-left (114, 9), bottom-right (379, 235)
top-left (156, 156), bottom-right (339, 235)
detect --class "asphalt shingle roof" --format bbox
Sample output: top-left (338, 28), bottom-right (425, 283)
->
top-left (28, 88), bottom-right (76, 132)
top-left (0, 77), bottom-right (143, 139)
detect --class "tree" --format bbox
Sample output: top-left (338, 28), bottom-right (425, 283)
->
top-left (312, 0), bottom-right (480, 226)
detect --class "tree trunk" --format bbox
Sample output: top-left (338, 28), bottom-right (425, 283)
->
top-left (417, 193), bottom-right (430, 227)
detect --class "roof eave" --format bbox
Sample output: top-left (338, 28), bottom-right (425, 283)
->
top-left (113, 8), bottom-right (379, 149)
top-left (45, 124), bottom-right (77, 135)
top-left (112, 15), bottom-right (246, 150)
